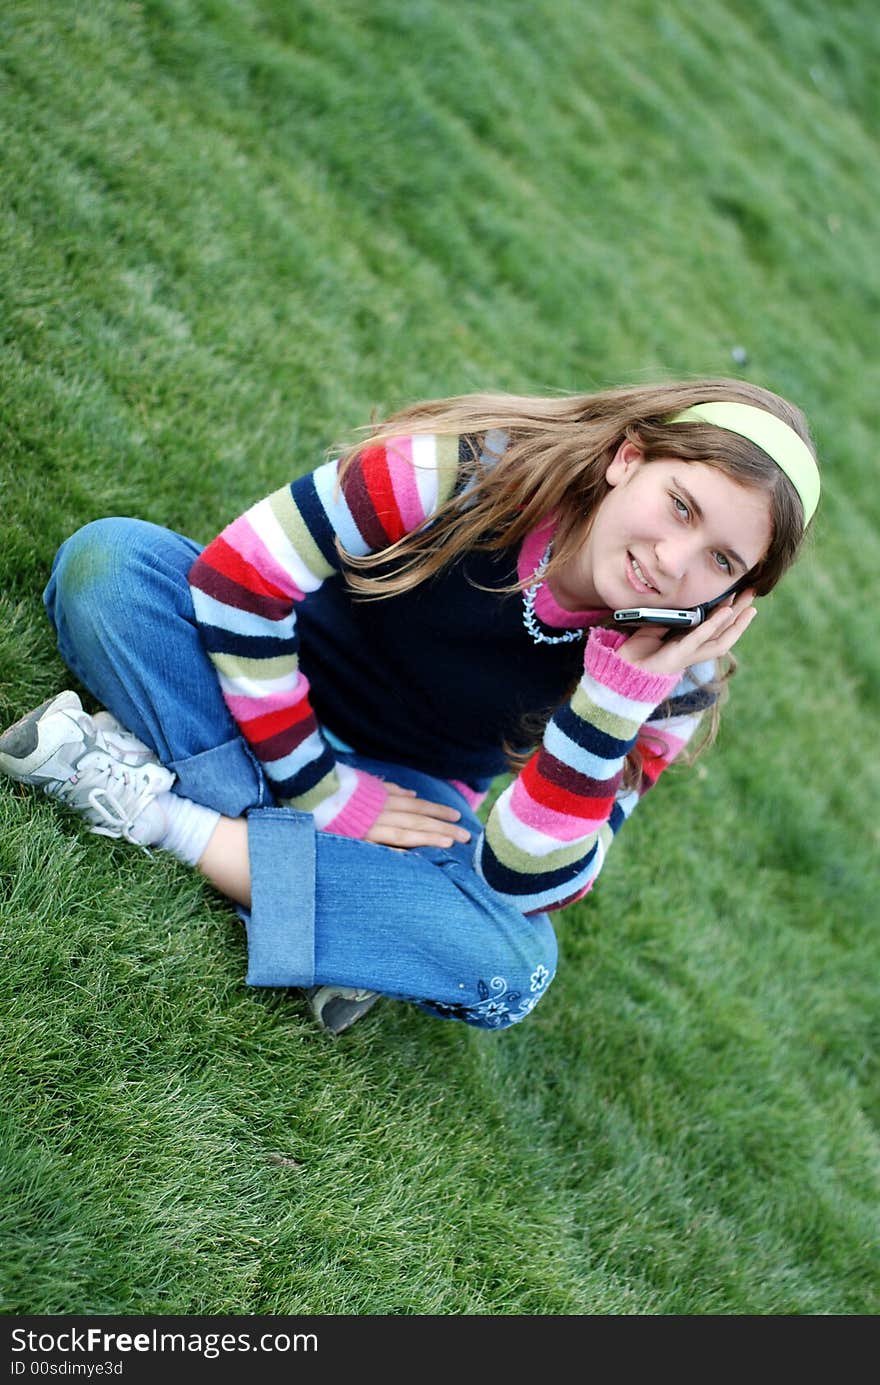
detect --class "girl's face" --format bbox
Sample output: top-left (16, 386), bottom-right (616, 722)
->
top-left (552, 442), bottom-right (774, 612)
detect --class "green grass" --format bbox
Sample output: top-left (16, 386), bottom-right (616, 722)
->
top-left (1, 0), bottom-right (878, 1315)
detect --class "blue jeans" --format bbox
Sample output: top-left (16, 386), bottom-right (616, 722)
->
top-left (43, 519), bottom-right (557, 1029)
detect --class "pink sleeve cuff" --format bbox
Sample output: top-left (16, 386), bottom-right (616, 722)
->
top-left (585, 627), bottom-right (679, 706)
top-left (322, 770), bottom-right (389, 838)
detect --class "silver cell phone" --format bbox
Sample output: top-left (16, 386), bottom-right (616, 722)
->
top-left (613, 605), bottom-right (707, 629)
top-left (613, 580), bottom-right (745, 630)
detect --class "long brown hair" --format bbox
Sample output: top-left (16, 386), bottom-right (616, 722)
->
top-left (335, 378), bottom-right (817, 784)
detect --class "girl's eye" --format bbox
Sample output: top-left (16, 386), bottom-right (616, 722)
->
top-left (672, 493), bottom-right (733, 572)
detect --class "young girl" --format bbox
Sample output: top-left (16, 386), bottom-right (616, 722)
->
top-left (0, 380), bottom-right (820, 1034)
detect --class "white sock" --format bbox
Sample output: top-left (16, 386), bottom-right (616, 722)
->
top-left (151, 791), bottom-right (221, 866)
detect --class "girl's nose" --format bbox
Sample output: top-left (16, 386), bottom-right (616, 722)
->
top-left (653, 536), bottom-right (693, 582)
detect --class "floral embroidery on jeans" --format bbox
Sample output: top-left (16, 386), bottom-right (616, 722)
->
top-left (421, 963), bottom-right (552, 1029)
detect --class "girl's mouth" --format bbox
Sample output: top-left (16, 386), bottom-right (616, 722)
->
top-left (627, 552), bottom-right (659, 595)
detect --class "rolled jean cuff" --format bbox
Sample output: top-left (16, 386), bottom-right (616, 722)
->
top-left (168, 736), bottom-right (269, 818)
top-left (244, 807), bottom-right (316, 988)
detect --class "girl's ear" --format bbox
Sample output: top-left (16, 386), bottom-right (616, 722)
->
top-left (606, 439), bottom-right (643, 487)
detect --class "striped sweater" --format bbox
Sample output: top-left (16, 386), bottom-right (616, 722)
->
top-left (189, 433), bottom-right (714, 915)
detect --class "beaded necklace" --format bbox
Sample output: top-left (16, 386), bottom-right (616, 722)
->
top-left (521, 542), bottom-right (587, 646)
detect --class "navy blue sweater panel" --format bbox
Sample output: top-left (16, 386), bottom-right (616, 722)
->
top-left (296, 543), bottom-right (587, 785)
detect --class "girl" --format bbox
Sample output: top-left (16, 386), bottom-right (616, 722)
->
top-left (0, 380), bottom-right (820, 1034)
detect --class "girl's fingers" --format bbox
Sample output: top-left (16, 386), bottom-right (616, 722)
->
top-left (373, 830), bottom-right (459, 848)
top-left (366, 823), bottom-right (463, 848)
top-left (620, 590), bottom-right (757, 675)
top-left (382, 809), bottom-right (469, 832)
top-left (680, 590), bottom-right (754, 647)
top-left (359, 783), bottom-right (473, 849)
top-left (379, 811), bottom-right (470, 842)
top-left (702, 591), bottom-right (755, 635)
top-left (383, 792), bottom-right (465, 823)
top-left (698, 605), bottom-right (757, 656)
top-left (678, 606), bottom-right (755, 663)
top-left (366, 799), bottom-right (473, 849)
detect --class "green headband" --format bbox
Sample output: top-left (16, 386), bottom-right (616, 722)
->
top-left (668, 402), bottom-right (820, 525)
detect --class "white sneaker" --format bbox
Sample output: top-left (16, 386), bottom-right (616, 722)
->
top-left (0, 691), bottom-right (175, 845)
top-left (92, 710), bottom-right (158, 767)
top-left (304, 985), bottom-right (380, 1035)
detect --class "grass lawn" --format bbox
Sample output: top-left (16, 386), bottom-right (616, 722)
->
top-left (1, 0), bottom-right (878, 1315)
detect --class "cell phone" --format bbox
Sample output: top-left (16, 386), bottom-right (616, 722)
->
top-left (613, 580), bottom-right (745, 629)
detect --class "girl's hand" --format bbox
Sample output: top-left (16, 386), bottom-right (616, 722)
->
top-left (617, 588), bottom-right (757, 677)
top-left (363, 782), bottom-right (472, 851)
